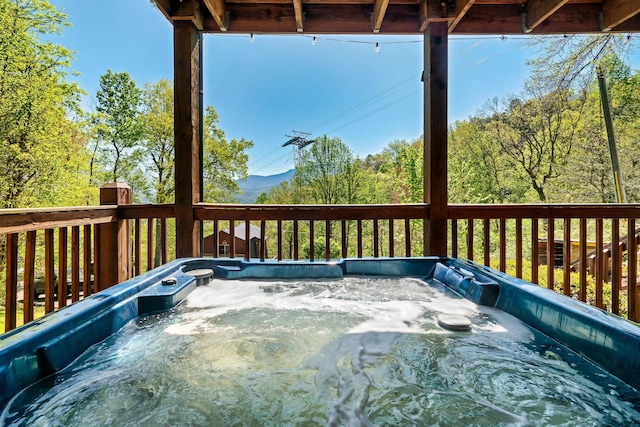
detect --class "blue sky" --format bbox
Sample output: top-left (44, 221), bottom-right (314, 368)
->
top-left (49, 1), bottom-right (639, 176)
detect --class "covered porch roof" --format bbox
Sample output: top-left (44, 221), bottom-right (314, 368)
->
top-left (150, 0), bottom-right (640, 259)
top-left (153, 0), bottom-right (640, 34)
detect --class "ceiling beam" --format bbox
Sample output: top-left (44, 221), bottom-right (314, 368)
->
top-left (293, 0), bottom-right (304, 32)
top-left (372, 0), bottom-right (390, 33)
top-left (172, 0), bottom-right (204, 30)
top-left (601, 0), bottom-right (640, 31)
top-left (202, 0), bottom-right (229, 31)
top-left (449, 0), bottom-right (475, 32)
top-left (419, 0), bottom-right (450, 32)
top-left (523, 0), bottom-right (570, 33)
top-left (151, 0), bottom-right (172, 22)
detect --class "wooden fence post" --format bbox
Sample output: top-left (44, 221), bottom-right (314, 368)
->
top-left (98, 183), bottom-right (131, 291)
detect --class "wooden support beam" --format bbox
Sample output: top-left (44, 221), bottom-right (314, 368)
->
top-left (174, 21), bottom-right (202, 258)
top-left (203, 0), bottom-right (229, 31)
top-left (97, 183), bottom-right (132, 290)
top-left (293, 0), bottom-right (304, 32)
top-left (449, 0), bottom-right (475, 32)
top-left (151, 0), bottom-right (172, 22)
top-left (420, 0), bottom-right (450, 32)
top-left (372, 0), bottom-right (390, 33)
top-left (524, 0), bottom-right (570, 33)
top-left (423, 22), bottom-right (448, 256)
top-left (601, 0), bottom-right (640, 31)
top-left (172, 0), bottom-right (204, 30)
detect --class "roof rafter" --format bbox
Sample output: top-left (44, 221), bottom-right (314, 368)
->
top-left (372, 0), bottom-right (390, 33)
top-left (171, 0), bottom-right (204, 30)
top-left (449, 0), bottom-right (475, 32)
top-left (293, 0), bottom-right (304, 32)
top-left (419, 0), bottom-right (451, 32)
top-left (202, 0), bottom-right (229, 31)
top-left (601, 0), bottom-right (640, 31)
top-left (523, 0), bottom-right (571, 33)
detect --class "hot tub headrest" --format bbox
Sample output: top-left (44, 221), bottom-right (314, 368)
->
top-left (433, 263), bottom-right (500, 306)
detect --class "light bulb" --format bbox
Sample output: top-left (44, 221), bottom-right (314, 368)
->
top-left (375, 42), bottom-right (380, 53)
top-left (312, 36), bottom-right (316, 46)
top-left (250, 33), bottom-right (255, 43)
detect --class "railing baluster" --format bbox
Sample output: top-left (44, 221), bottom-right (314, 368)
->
top-left (595, 218), bottom-right (604, 309)
top-left (71, 226), bottom-right (80, 302)
top-left (245, 220), bottom-right (251, 261)
top-left (483, 219), bottom-right (490, 267)
top-left (405, 219), bottom-right (411, 257)
top-left (579, 218), bottom-right (587, 302)
top-left (531, 218), bottom-right (539, 284)
top-left (547, 218), bottom-right (554, 290)
top-left (293, 220), bottom-right (299, 260)
top-left (161, 218), bottom-right (167, 264)
top-left (628, 218), bottom-right (637, 322)
top-left (467, 219), bottom-right (474, 261)
top-left (134, 219), bottom-right (141, 276)
top-left (309, 221), bottom-right (315, 261)
top-left (612, 218), bottom-right (621, 315)
top-left (277, 220), bottom-right (283, 261)
top-left (260, 220), bottom-right (266, 261)
top-left (230, 220), bottom-right (236, 258)
top-left (45, 228), bottom-right (55, 313)
top-left (499, 218), bottom-right (506, 272)
top-left (515, 218), bottom-right (522, 279)
top-left (213, 220), bottom-right (219, 257)
top-left (357, 220), bottom-right (363, 258)
top-left (58, 227), bottom-right (68, 308)
top-left (373, 220), bottom-right (379, 258)
top-left (563, 218), bottom-right (571, 297)
top-left (83, 225), bottom-right (92, 297)
top-left (147, 218), bottom-right (154, 271)
top-left (4, 233), bottom-right (18, 332)
top-left (23, 231), bottom-right (36, 324)
top-left (93, 224), bottom-right (100, 294)
top-left (389, 219), bottom-right (394, 258)
top-left (341, 221), bottom-right (347, 258)
top-left (325, 220), bottom-right (331, 260)
top-left (451, 219), bottom-right (458, 258)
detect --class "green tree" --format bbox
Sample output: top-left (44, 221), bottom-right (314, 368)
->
top-left (202, 106), bottom-right (253, 202)
top-left (483, 88), bottom-right (585, 202)
top-left (0, 0), bottom-right (85, 209)
top-left (294, 135), bottom-right (362, 204)
top-left (94, 70), bottom-right (143, 183)
top-left (141, 79), bottom-right (174, 204)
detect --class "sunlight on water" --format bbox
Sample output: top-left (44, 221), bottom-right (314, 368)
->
top-left (2, 277), bottom-right (639, 426)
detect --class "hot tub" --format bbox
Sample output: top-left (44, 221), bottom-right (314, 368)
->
top-left (1, 257), bottom-right (639, 425)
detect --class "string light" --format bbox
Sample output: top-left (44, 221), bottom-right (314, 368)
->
top-left (250, 33), bottom-right (255, 43)
top-left (312, 36), bottom-right (316, 46)
top-left (375, 42), bottom-right (380, 53)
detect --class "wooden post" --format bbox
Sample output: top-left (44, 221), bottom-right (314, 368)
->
top-left (423, 21), bottom-right (448, 256)
top-left (98, 183), bottom-right (132, 290)
top-left (174, 20), bottom-right (202, 258)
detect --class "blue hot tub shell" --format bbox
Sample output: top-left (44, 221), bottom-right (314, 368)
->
top-left (1, 256), bottom-right (639, 410)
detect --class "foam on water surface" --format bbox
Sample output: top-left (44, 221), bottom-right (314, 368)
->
top-left (2, 277), bottom-right (639, 426)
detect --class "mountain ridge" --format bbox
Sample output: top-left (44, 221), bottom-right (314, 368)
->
top-left (234, 169), bottom-right (294, 203)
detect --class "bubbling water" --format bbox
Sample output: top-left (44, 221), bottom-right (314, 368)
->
top-left (3, 277), bottom-right (639, 426)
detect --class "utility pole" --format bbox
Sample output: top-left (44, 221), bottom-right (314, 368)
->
top-left (597, 65), bottom-right (627, 203)
top-left (283, 131), bottom-right (315, 166)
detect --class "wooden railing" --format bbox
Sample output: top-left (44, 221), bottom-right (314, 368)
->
top-left (3, 201), bottom-right (640, 333)
top-left (448, 204), bottom-right (640, 322)
top-left (1, 206), bottom-right (116, 331)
